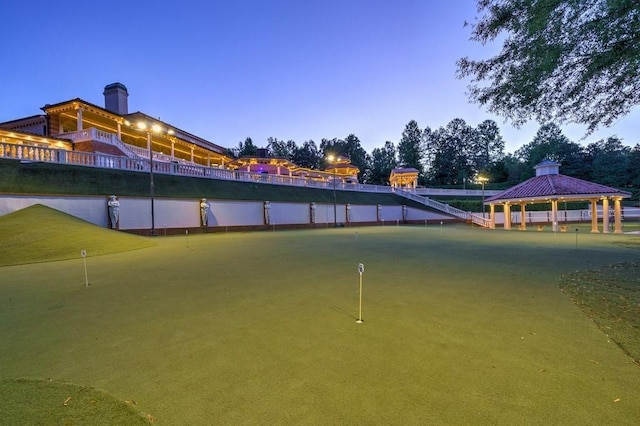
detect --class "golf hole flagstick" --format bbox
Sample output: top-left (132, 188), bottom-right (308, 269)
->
top-left (357, 263), bottom-right (364, 323)
top-left (81, 250), bottom-right (89, 286)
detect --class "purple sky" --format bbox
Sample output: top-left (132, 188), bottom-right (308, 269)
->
top-left (1, 0), bottom-right (637, 154)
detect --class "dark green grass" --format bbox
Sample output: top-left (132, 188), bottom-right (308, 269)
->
top-left (0, 379), bottom-right (149, 424)
top-left (0, 159), bottom-right (423, 207)
top-left (1, 222), bottom-right (640, 424)
top-left (560, 262), bottom-right (640, 365)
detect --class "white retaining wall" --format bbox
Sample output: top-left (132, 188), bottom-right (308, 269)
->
top-left (0, 195), bottom-right (453, 230)
top-left (2, 195), bottom-right (636, 231)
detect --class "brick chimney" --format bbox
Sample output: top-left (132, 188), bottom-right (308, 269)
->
top-left (103, 82), bottom-right (129, 115)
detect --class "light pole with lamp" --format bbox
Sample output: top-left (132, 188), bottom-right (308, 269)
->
top-left (326, 154), bottom-right (338, 227)
top-left (477, 176), bottom-right (489, 216)
top-left (127, 120), bottom-right (173, 236)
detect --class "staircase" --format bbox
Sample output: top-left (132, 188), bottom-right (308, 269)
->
top-left (395, 189), bottom-right (491, 228)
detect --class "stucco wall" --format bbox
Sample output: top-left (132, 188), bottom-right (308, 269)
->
top-left (0, 195), bottom-right (455, 230)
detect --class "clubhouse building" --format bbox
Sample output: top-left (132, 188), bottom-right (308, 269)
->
top-left (0, 83), bottom-right (359, 184)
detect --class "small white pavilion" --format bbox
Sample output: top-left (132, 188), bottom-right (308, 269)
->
top-left (484, 160), bottom-right (632, 233)
top-left (389, 167), bottom-right (419, 189)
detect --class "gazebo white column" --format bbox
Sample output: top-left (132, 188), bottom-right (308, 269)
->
top-left (602, 197), bottom-right (610, 234)
top-left (590, 199), bottom-right (599, 233)
top-left (614, 198), bottom-right (623, 233)
top-left (519, 204), bottom-right (526, 230)
top-left (489, 204), bottom-right (495, 229)
top-left (550, 199), bottom-right (558, 232)
top-left (504, 203), bottom-right (511, 230)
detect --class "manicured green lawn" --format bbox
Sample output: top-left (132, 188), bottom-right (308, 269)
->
top-left (1, 221), bottom-right (639, 424)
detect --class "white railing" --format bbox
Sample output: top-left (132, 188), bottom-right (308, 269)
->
top-left (415, 187), bottom-right (501, 197)
top-left (395, 189), bottom-right (474, 222)
top-left (128, 144), bottom-right (150, 159)
top-left (1, 139), bottom-right (487, 222)
top-left (0, 142), bottom-right (65, 163)
top-left (60, 128), bottom-right (146, 159)
top-left (469, 213), bottom-right (491, 227)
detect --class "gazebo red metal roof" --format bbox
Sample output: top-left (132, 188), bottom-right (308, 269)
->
top-left (485, 161), bottom-right (631, 204)
top-left (485, 174), bottom-right (632, 203)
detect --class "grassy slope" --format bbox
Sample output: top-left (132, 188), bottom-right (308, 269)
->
top-left (0, 204), bottom-right (155, 266)
top-left (0, 379), bottom-right (149, 424)
top-left (560, 261), bottom-right (640, 364)
top-left (0, 158), bottom-right (426, 208)
top-left (1, 220), bottom-right (640, 424)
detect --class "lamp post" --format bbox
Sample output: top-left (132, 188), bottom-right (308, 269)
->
top-left (477, 176), bottom-right (489, 215)
top-left (327, 154), bottom-right (338, 227)
top-left (128, 120), bottom-right (173, 236)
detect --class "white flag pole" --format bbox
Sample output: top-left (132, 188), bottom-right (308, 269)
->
top-left (81, 250), bottom-right (89, 286)
top-left (357, 263), bottom-right (364, 323)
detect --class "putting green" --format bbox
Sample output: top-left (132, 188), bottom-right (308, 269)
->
top-left (1, 223), bottom-right (639, 424)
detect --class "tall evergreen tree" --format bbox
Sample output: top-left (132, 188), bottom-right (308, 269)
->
top-left (426, 118), bottom-right (476, 186)
top-left (320, 135), bottom-right (371, 182)
top-left (584, 137), bottom-right (631, 186)
top-left (370, 141), bottom-right (398, 185)
top-left (472, 119), bottom-right (505, 173)
top-left (398, 120), bottom-right (425, 178)
top-left (292, 140), bottom-right (321, 170)
top-left (267, 137), bottom-right (297, 159)
top-left (515, 123), bottom-right (583, 178)
top-left (235, 137), bottom-right (258, 156)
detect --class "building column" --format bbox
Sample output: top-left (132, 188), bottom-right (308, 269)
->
top-left (116, 121), bottom-right (122, 139)
top-left (602, 198), bottom-right (610, 234)
top-left (490, 204), bottom-right (495, 229)
top-left (190, 146), bottom-right (195, 163)
top-left (76, 108), bottom-right (83, 131)
top-left (590, 199), bottom-right (599, 233)
top-left (171, 141), bottom-right (175, 159)
top-left (551, 199), bottom-right (558, 232)
top-left (613, 198), bottom-right (623, 233)
top-left (519, 204), bottom-right (526, 230)
top-left (207, 154), bottom-right (211, 168)
top-left (504, 203), bottom-right (511, 230)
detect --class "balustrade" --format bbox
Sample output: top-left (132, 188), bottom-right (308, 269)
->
top-left (1, 139), bottom-right (487, 223)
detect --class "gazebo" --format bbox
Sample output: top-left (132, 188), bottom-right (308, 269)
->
top-left (389, 167), bottom-right (419, 189)
top-left (484, 160), bottom-right (632, 233)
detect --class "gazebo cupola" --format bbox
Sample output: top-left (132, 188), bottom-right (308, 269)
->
top-left (534, 160), bottom-right (560, 176)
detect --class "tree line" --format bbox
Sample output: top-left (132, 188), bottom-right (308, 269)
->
top-left (232, 120), bottom-right (640, 191)
top-left (230, 1), bottom-right (640, 193)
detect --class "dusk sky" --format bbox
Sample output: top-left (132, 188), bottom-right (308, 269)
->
top-left (1, 0), bottom-right (637, 154)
